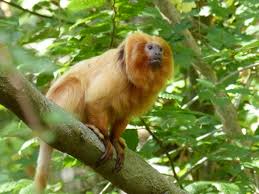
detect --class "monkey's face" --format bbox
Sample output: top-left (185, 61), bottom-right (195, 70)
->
top-left (144, 42), bottom-right (163, 68)
top-left (124, 32), bottom-right (173, 89)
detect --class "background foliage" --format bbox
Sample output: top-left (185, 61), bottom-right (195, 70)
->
top-left (0, 0), bottom-right (258, 193)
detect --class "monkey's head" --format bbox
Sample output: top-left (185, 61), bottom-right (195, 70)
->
top-left (121, 32), bottom-right (173, 90)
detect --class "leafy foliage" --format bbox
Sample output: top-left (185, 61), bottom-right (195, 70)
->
top-left (0, 0), bottom-right (258, 193)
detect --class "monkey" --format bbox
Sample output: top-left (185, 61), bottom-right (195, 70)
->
top-left (35, 32), bottom-right (173, 192)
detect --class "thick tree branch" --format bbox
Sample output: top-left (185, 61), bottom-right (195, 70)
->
top-left (155, 0), bottom-right (241, 136)
top-left (0, 46), bottom-right (186, 194)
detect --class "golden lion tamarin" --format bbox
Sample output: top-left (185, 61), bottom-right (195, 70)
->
top-left (35, 32), bottom-right (173, 192)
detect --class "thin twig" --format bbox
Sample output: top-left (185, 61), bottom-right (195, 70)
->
top-left (140, 118), bottom-right (184, 189)
top-left (181, 95), bottom-right (199, 109)
top-left (218, 62), bottom-right (259, 85)
top-left (234, 73), bottom-right (254, 109)
top-left (99, 182), bottom-right (112, 194)
top-left (0, 0), bottom-right (52, 18)
top-left (109, 0), bottom-right (117, 48)
top-left (0, 0), bottom-right (72, 24)
top-left (180, 156), bottom-right (208, 181)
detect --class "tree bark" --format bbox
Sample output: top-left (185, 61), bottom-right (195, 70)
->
top-left (155, 0), bottom-right (241, 136)
top-left (0, 46), bottom-right (186, 194)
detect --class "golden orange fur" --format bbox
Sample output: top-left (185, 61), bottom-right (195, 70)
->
top-left (35, 32), bottom-right (173, 192)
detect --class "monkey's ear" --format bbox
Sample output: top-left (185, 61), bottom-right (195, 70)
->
top-left (117, 42), bottom-right (125, 62)
top-left (118, 40), bottom-right (126, 51)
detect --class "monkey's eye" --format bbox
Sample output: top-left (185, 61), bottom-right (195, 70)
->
top-left (148, 45), bottom-right (153, 50)
top-left (159, 47), bottom-right (163, 52)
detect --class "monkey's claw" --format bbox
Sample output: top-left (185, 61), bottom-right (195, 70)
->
top-left (118, 137), bottom-right (126, 149)
top-left (114, 152), bottom-right (124, 173)
top-left (96, 138), bottom-right (113, 167)
top-left (85, 124), bottom-right (104, 140)
top-left (112, 139), bottom-right (125, 172)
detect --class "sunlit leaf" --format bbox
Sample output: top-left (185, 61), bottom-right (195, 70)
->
top-left (68, 0), bottom-right (105, 11)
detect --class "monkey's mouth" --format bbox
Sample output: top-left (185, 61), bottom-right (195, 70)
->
top-left (150, 58), bottom-right (162, 68)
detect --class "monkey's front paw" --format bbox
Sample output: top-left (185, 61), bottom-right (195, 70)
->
top-left (112, 139), bottom-right (125, 172)
top-left (96, 137), bottom-right (113, 167)
top-left (85, 124), bottom-right (104, 140)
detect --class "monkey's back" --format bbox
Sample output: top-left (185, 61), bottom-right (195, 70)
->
top-left (45, 49), bottom-right (128, 120)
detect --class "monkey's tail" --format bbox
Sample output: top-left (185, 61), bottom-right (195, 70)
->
top-left (35, 140), bottom-right (53, 193)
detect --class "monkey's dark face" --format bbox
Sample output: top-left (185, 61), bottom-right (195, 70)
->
top-left (144, 42), bottom-right (163, 68)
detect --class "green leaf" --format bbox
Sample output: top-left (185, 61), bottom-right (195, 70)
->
top-left (211, 95), bottom-right (229, 106)
top-left (209, 143), bottom-right (250, 161)
top-left (139, 139), bottom-right (160, 158)
top-left (9, 45), bottom-right (56, 74)
top-left (0, 181), bottom-right (17, 193)
top-left (0, 179), bottom-right (31, 193)
top-left (19, 183), bottom-right (34, 194)
top-left (197, 79), bottom-right (215, 88)
top-left (226, 87), bottom-right (251, 95)
top-left (174, 45), bottom-right (194, 68)
top-left (18, 138), bottom-right (38, 156)
top-left (242, 158), bottom-right (259, 169)
top-left (206, 27), bottom-right (237, 49)
top-left (68, 0), bottom-right (105, 11)
top-left (36, 72), bottom-right (54, 87)
top-left (63, 155), bottom-right (78, 167)
top-left (238, 40), bottom-right (259, 52)
top-left (185, 181), bottom-right (241, 194)
top-left (122, 129), bottom-right (138, 151)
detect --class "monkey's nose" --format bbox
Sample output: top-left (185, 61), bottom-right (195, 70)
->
top-left (152, 44), bottom-right (163, 57)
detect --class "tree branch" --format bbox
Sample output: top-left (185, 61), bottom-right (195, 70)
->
top-left (0, 0), bottom-right (73, 24)
top-left (0, 46), bottom-right (186, 194)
